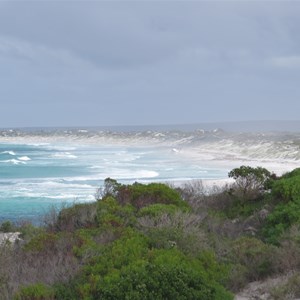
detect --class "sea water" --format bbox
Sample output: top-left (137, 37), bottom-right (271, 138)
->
top-left (0, 128), bottom-right (299, 223)
top-left (0, 141), bottom-right (228, 223)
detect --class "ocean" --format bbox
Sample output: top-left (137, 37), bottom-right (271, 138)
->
top-left (0, 127), bottom-right (299, 223)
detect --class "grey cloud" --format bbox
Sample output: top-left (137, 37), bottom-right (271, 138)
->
top-left (0, 1), bottom-right (299, 127)
top-left (268, 56), bottom-right (300, 69)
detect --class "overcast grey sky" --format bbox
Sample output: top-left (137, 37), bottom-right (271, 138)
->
top-left (0, 1), bottom-right (299, 127)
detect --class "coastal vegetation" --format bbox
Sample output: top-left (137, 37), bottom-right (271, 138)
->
top-left (1, 166), bottom-right (300, 299)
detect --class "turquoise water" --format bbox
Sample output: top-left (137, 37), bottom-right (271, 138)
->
top-left (1, 127), bottom-right (299, 223)
top-left (0, 142), bottom-right (227, 223)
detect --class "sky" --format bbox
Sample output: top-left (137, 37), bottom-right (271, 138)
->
top-left (0, 1), bottom-right (299, 128)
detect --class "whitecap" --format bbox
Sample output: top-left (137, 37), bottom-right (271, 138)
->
top-left (18, 156), bottom-right (31, 161)
top-left (47, 194), bottom-right (81, 199)
top-left (0, 159), bottom-right (26, 165)
top-left (63, 175), bottom-right (101, 182)
top-left (1, 151), bottom-right (16, 155)
top-left (28, 143), bottom-right (50, 147)
top-left (52, 152), bottom-right (78, 159)
top-left (46, 145), bottom-right (77, 151)
top-left (99, 169), bottom-right (159, 180)
top-left (36, 181), bottom-right (94, 189)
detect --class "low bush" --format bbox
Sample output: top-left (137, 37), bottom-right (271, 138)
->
top-left (6, 168), bottom-right (300, 299)
top-left (0, 221), bottom-right (15, 233)
top-left (14, 283), bottom-right (54, 300)
top-left (270, 272), bottom-right (300, 300)
top-left (272, 174), bottom-right (300, 203)
top-left (262, 200), bottom-right (300, 244)
top-left (55, 202), bottom-right (97, 232)
top-left (274, 225), bottom-right (300, 272)
top-left (138, 203), bottom-right (185, 218)
top-left (116, 182), bottom-right (189, 209)
top-left (96, 196), bottom-right (136, 228)
top-left (228, 237), bottom-right (275, 283)
top-left (94, 250), bottom-right (233, 300)
top-left (57, 246), bottom-right (233, 300)
top-left (137, 211), bottom-right (207, 255)
top-left (228, 166), bottom-right (272, 201)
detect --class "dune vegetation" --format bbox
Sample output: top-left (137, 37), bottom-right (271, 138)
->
top-left (1, 166), bottom-right (300, 299)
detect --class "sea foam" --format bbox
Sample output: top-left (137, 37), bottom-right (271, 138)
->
top-left (18, 156), bottom-right (31, 161)
top-left (1, 151), bottom-right (16, 155)
top-left (0, 128), bottom-right (299, 222)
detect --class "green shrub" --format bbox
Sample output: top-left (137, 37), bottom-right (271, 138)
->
top-left (55, 202), bottom-right (97, 232)
top-left (96, 177), bottom-right (121, 199)
top-left (50, 283), bottom-right (78, 300)
top-left (117, 182), bottom-right (189, 209)
top-left (138, 203), bottom-right (185, 218)
top-left (14, 283), bottom-right (54, 300)
top-left (272, 175), bottom-right (300, 203)
top-left (72, 228), bottom-right (103, 259)
top-left (96, 196), bottom-right (136, 228)
top-left (228, 166), bottom-right (272, 201)
top-left (79, 248), bottom-right (233, 300)
top-left (229, 237), bottom-right (274, 281)
top-left (273, 225), bottom-right (300, 272)
top-left (98, 259), bottom-right (232, 300)
top-left (222, 196), bottom-right (269, 219)
top-left (19, 223), bottom-right (44, 242)
top-left (0, 221), bottom-right (14, 233)
top-left (137, 211), bottom-right (207, 255)
top-left (281, 168), bottom-right (300, 179)
top-left (262, 200), bottom-right (300, 244)
top-left (197, 250), bottom-right (230, 286)
top-left (24, 232), bottom-right (58, 252)
top-left (261, 170), bottom-right (300, 244)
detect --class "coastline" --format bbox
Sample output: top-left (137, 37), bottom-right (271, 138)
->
top-left (0, 131), bottom-right (299, 222)
top-left (177, 146), bottom-right (300, 177)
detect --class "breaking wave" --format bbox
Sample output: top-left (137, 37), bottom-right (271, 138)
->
top-left (0, 159), bottom-right (26, 165)
top-left (1, 151), bottom-right (16, 155)
top-left (18, 156), bottom-right (31, 161)
top-left (52, 152), bottom-right (78, 159)
top-left (0, 126), bottom-right (299, 222)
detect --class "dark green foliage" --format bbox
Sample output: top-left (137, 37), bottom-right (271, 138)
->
top-left (117, 182), bottom-right (189, 209)
top-left (14, 283), bottom-right (54, 300)
top-left (263, 169), bottom-right (300, 244)
top-left (230, 237), bottom-right (274, 286)
top-left (19, 223), bottom-right (44, 242)
top-left (95, 251), bottom-right (232, 300)
top-left (197, 250), bottom-right (231, 286)
top-left (228, 165), bottom-right (272, 200)
top-left (98, 179), bottom-right (189, 210)
top-left (24, 232), bottom-right (58, 252)
top-left (96, 177), bottom-right (121, 199)
top-left (262, 200), bottom-right (300, 244)
top-left (60, 239), bottom-right (232, 299)
top-left (281, 168), bottom-right (300, 179)
top-left (50, 283), bottom-right (78, 300)
top-left (10, 169), bottom-right (300, 299)
top-left (83, 229), bottom-right (149, 276)
top-left (96, 196), bottom-right (136, 228)
top-left (53, 229), bottom-right (232, 299)
top-left (0, 221), bottom-right (14, 233)
top-left (221, 196), bottom-right (269, 219)
top-left (138, 203), bottom-right (185, 217)
top-left (72, 228), bottom-right (104, 259)
top-left (55, 202), bottom-right (97, 232)
top-left (272, 173), bottom-right (300, 202)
